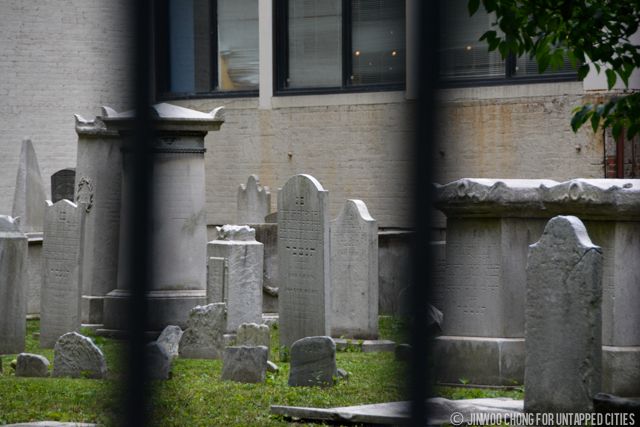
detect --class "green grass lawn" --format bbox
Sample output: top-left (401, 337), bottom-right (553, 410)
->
top-left (0, 318), bottom-right (408, 426)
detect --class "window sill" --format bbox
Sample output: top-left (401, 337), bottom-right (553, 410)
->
top-left (270, 90), bottom-right (407, 109)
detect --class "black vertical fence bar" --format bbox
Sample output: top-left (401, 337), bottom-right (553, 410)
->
top-left (124, 0), bottom-right (154, 425)
top-left (410, 0), bottom-right (438, 425)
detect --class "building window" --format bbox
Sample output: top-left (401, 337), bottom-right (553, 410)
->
top-left (275, 0), bottom-right (406, 93)
top-left (156, 0), bottom-right (259, 98)
top-left (439, 0), bottom-right (576, 85)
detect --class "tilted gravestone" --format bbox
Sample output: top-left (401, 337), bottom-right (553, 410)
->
top-left (330, 199), bottom-right (378, 339)
top-left (525, 215), bottom-right (602, 413)
top-left (16, 353), bottom-right (50, 377)
top-left (40, 200), bottom-right (84, 348)
top-left (0, 216), bottom-right (28, 354)
top-left (156, 325), bottom-right (183, 360)
top-left (51, 168), bottom-right (76, 203)
top-left (207, 225), bottom-right (263, 333)
top-left (237, 174), bottom-right (271, 224)
top-left (278, 174), bottom-right (330, 349)
top-left (179, 303), bottom-right (226, 359)
top-left (12, 138), bottom-right (46, 233)
top-left (52, 332), bottom-right (107, 379)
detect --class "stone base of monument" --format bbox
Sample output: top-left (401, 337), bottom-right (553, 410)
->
top-left (603, 346), bottom-right (640, 396)
top-left (333, 338), bottom-right (396, 353)
top-left (101, 288), bottom-right (206, 333)
top-left (81, 296), bottom-right (104, 325)
top-left (434, 336), bottom-right (525, 386)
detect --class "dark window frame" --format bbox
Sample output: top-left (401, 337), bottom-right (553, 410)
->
top-left (274, 0), bottom-right (407, 96)
top-left (155, 0), bottom-right (260, 100)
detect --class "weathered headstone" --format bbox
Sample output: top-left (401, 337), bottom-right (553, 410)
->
top-left (179, 303), bottom-right (226, 359)
top-left (147, 341), bottom-right (172, 380)
top-left (330, 199), bottom-right (378, 339)
top-left (237, 175), bottom-right (271, 224)
top-left (40, 200), bottom-right (84, 348)
top-left (208, 225), bottom-right (263, 333)
top-left (278, 174), bottom-right (330, 349)
top-left (74, 113), bottom-right (123, 326)
top-left (51, 168), bottom-right (76, 203)
top-left (207, 256), bottom-right (227, 304)
top-left (249, 223), bottom-right (279, 313)
top-left (221, 346), bottom-right (269, 383)
top-left (12, 138), bottom-right (46, 233)
top-left (288, 336), bottom-right (336, 387)
top-left (525, 215), bottom-right (602, 413)
top-left (16, 353), bottom-right (50, 377)
top-left (52, 332), bottom-right (107, 379)
top-left (156, 325), bottom-right (183, 360)
top-left (0, 215), bottom-right (28, 354)
top-left (236, 323), bottom-right (270, 352)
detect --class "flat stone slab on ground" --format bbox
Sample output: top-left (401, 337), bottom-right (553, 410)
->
top-left (2, 423), bottom-right (97, 427)
top-left (333, 338), bottom-right (395, 353)
top-left (16, 353), bottom-right (49, 377)
top-left (52, 332), bottom-right (107, 379)
top-left (271, 397), bottom-right (523, 425)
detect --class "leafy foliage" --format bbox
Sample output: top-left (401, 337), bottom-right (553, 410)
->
top-left (469, 0), bottom-right (640, 139)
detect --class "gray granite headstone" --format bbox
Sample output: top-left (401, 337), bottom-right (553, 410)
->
top-left (0, 215), bottom-right (28, 354)
top-left (156, 325), bottom-right (183, 360)
top-left (236, 322), bottom-right (271, 353)
top-left (237, 175), bottom-right (271, 224)
top-left (330, 199), bottom-right (378, 339)
top-left (147, 341), bottom-right (172, 380)
top-left (12, 139), bottom-right (46, 233)
top-left (288, 336), bottom-right (336, 387)
top-left (525, 215), bottom-right (602, 413)
top-left (179, 303), bottom-right (226, 359)
top-left (51, 168), bottom-right (76, 203)
top-left (16, 353), bottom-right (50, 377)
top-left (40, 200), bottom-right (84, 348)
top-left (278, 174), bottom-right (330, 349)
top-left (208, 225), bottom-right (263, 333)
top-left (221, 345), bottom-right (269, 383)
top-left (52, 332), bottom-right (107, 379)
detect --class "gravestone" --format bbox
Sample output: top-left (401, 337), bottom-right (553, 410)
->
top-left (288, 336), bottom-right (336, 387)
top-left (156, 325), bottom-right (183, 360)
top-left (330, 199), bottom-right (378, 339)
top-left (12, 138), bottom-right (46, 233)
top-left (207, 225), bottom-right (263, 333)
top-left (221, 346), bottom-right (269, 383)
top-left (16, 353), bottom-right (49, 377)
top-left (40, 200), bottom-right (84, 348)
top-left (52, 332), bottom-right (107, 379)
top-left (147, 341), bottom-right (172, 380)
top-left (74, 113), bottom-right (123, 326)
top-left (237, 174), bottom-right (271, 224)
top-left (0, 216), bottom-right (28, 354)
top-left (51, 168), bottom-right (76, 203)
top-left (236, 323), bottom-right (271, 352)
top-left (179, 303), bottom-right (226, 359)
top-left (525, 215), bottom-right (602, 413)
top-left (278, 174), bottom-right (330, 349)
top-left (248, 223), bottom-right (279, 313)
top-left (207, 257), bottom-right (227, 304)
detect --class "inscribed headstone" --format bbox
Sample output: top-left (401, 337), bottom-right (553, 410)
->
top-left (51, 168), bottom-right (76, 203)
top-left (330, 199), bottom-right (378, 339)
top-left (237, 175), bottom-right (271, 224)
top-left (52, 332), bottom-right (107, 379)
top-left (278, 174), bottom-right (330, 349)
top-left (288, 336), bottom-right (336, 387)
top-left (221, 346), bottom-right (268, 383)
top-left (12, 139), bottom-right (46, 233)
top-left (40, 200), bottom-right (84, 348)
top-left (525, 215), bottom-right (602, 413)
top-left (0, 216), bottom-right (28, 354)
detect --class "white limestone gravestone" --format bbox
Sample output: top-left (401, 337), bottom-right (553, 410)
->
top-left (525, 215), bottom-right (602, 413)
top-left (207, 225), bottom-right (263, 333)
top-left (74, 112), bottom-right (123, 326)
top-left (0, 216), bottom-right (28, 354)
top-left (237, 174), bottom-right (271, 224)
top-left (330, 199), bottom-right (378, 339)
top-left (278, 174), bottom-right (330, 349)
top-left (40, 200), bottom-right (85, 348)
top-left (12, 138), bottom-right (46, 233)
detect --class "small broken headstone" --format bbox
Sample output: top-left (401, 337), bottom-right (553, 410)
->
top-left (221, 346), bottom-right (269, 383)
top-left (288, 336), bottom-right (336, 387)
top-left (52, 332), bottom-right (107, 379)
top-left (16, 353), bottom-right (49, 377)
top-left (236, 323), bottom-right (270, 352)
top-left (179, 303), bottom-right (226, 359)
top-left (156, 325), bottom-right (183, 360)
top-left (266, 360), bottom-right (278, 373)
top-left (237, 175), bottom-right (271, 224)
top-left (147, 341), bottom-right (172, 380)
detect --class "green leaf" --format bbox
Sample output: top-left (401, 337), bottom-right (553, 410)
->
top-left (612, 122), bottom-right (623, 139)
top-left (606, 69), bottom-right (617, 90)
top-left (590, 113), bottom-right (601, 132)
top-left (577, 64), bottom-right (590, 80)
top-left (468, 0), bottom-right (480, 16)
